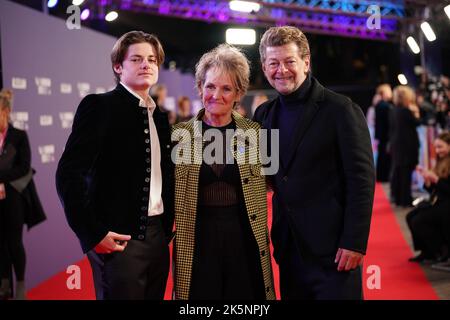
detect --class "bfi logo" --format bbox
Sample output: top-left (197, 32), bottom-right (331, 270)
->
top-left (59, 112), bottom-right (74, 129)
top-left (38, 145), bottom-right (55, 164)
top-left (77, 82), bottom-right (90, 98)
top-left (10, 112), bottom-right (29, 130)
top-left (35, 77), bottom-right (52, 95)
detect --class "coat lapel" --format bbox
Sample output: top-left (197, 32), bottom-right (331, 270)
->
top-left (260, 99), bottom-right (281, 172)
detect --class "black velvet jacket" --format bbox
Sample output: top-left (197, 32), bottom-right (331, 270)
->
top-left (56, 84), bottom-right (174, 253)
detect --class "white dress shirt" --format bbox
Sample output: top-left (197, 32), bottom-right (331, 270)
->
top-left (120, 82), bottom-right (164, 216)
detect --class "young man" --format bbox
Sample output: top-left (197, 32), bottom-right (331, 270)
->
top-left (254, 26), bottom-right (375, 299)
top-left (56, 31), bottom-right (174, 300)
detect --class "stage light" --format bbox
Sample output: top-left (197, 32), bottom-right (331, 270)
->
top-left (397, 74), bottom-right (408, 85)
top-left (47, 0), bottom-right (58, 8)
top-left (80, 8), bottom-right (90, 20)
top-left (226, 28), bottom-right (256, 45)
top-left (72, 0), bottom-right (85, 5)
top-left (406, 36), bottom-right (420, 54)
top-left (229, 1), bottom-right (260, 13)
top-left (420, 22), bottom-right (436, 42)
top-left (445, 5), bottom-right (450, 20)
top-left (105, 11), bottom-right (118, 22)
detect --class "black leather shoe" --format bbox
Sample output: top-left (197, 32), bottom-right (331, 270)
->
top-left (408, 252), bottom-right (432, 262)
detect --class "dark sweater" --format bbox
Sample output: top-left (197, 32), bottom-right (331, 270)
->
top-left (276, 74), bottom-right (312, 167)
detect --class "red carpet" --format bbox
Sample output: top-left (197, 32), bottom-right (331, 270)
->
top-left (27, 184), bottom-right (438, 300)
top-left (362, 183), bottom-right (438, 299)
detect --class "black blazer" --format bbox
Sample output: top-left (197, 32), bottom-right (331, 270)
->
top-left (374, 100), bottom-right (392, 143)
top-left (254, 77), bottom-right (375, 266)
top-left (0, 126), bottom-right (30, 180)
top-left (0, 126), bottom-right (46, 229)
top-left (56, 84), bottom-right (174, 253)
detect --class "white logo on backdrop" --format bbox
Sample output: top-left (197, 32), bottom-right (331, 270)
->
top-left (11, 77), bottom-right (27, 90)
top-left (35, 77), bottom-right (52, 95)
top-left (10, 112), bottom-right (29, 130)
top-left (77, 82), bottom-right (90, 98)
top-left (61, 83), bottom-right (73, 94)
top-left (59, 112), bottom-right (74, 129)
top-left (40, 115), bottom-right (53, 127)
top-left (96, 87), bottom-right (106, 94)
top-left (38, 145), bottom-right (55, 163)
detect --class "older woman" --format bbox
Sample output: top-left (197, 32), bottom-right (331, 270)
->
top-left (390, 85), bottom-right (420, 207)
top-left (172, 44), bottom-right (275, 300)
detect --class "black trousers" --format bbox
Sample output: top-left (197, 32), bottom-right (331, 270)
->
top-left (0, 185), bottom-right (26, 282)
top-left (376, 141), bottom-right (391, 182)
top-left (390, 164), bottom-right (415, 206)
top-left (279, 243), bottom-right (363, 300)
top-left (189, 205), bottom-right (265, 300)
top-left (87, 216), bottom-right (169, 300)
top-left (406, 202), bottom-right (449, 257)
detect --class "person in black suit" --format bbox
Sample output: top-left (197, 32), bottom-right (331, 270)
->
top-left (253, 26), bottom-right (375, 300)
top-left (374, 84), bottom-right (393, 182)
top-left (56, 31), bottom-right (174, 300)
top-left (0, 89), bottom-right (46, 300)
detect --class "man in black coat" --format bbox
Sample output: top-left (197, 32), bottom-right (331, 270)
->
top-left (56, 31), bottom-right (174, 300)
top-left (254, 26), bottom-right (375, 299)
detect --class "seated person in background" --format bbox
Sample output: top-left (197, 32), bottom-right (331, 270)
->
top-left (406, 131), bottom-right (450, 263)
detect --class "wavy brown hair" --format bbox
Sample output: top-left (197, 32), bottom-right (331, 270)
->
top-left (434, 131), bottom-right (450, 178)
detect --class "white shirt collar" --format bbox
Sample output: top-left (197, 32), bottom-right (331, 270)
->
top-left (120, 82), bottom-right (156, 111)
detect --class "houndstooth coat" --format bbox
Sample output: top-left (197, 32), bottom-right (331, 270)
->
top-left (171, 109), bottom-right (275, 300)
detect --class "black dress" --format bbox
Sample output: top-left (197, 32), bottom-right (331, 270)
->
top-left (389, 107), bottom-right (420, 206)
top-left (189, 120), bottom-right (265, 300)
top-left (406, 175), bottom-right (450, 258)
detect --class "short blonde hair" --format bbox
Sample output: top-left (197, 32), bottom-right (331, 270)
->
top-left (195, 44), bottom-right (250, 97)
top-left (393, 85), bottom-right (416, 107)
top-left (259, 26), bottom-right (310, 64)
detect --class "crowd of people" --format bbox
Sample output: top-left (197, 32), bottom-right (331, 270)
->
top-left (369, 74), bottom-right (449, 267)
top-left (2, 23), bottom-right (448, 301)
